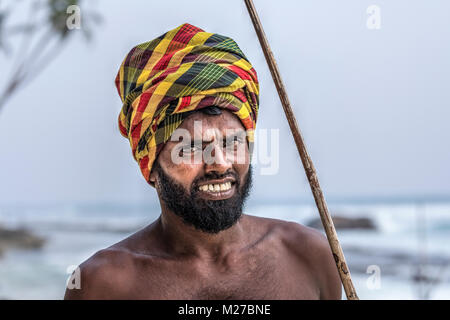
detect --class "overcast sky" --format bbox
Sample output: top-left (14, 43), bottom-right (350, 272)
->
top-left (0, 0), bottom-right (449, 206)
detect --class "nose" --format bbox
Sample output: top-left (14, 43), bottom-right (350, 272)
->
top-left (204, 142), bottom-right (232, 175)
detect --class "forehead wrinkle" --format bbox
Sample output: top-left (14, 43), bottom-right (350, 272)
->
top-left (172, 110), bottom-right (246, 145)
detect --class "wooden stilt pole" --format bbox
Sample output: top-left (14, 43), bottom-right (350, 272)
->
top-left (244, 0), bottom-right (359, 300)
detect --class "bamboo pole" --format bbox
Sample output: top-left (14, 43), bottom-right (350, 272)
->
top-left (243, 0), bottom-right (359, 300)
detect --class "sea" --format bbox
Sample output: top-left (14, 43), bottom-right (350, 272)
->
top-left (0, 200), bottom-right (449, 300)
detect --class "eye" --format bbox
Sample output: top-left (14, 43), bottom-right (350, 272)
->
top-left (225, 136), bottom-right (244, 150)
top-left (179, 145), bottom-right (200, 157)
top-left (190, 145), bottom-right (200, 153)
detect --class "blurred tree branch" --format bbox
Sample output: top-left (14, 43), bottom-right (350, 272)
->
top-left (0, 0), bottom-right (101, 114)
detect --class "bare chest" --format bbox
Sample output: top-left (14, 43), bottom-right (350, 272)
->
top-left (126, 250), bottom-right (319, 300)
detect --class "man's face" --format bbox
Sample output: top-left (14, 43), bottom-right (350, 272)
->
top-left (150, 109), bottom-right (253, 233)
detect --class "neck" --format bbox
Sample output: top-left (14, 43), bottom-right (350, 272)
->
top-left (155, 201), bottom-right (247, 261)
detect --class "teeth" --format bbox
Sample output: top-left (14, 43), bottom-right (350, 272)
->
top-left (198, 182), bottom-right (233, 192)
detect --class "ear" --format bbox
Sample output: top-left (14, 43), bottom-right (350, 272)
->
top-left (149, 168), bottom-right (157, 184)
top-left (149, 159), bottom-right (159, 184)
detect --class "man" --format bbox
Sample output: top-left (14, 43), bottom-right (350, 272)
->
top-left (64, 23), bottom-right (341, 300)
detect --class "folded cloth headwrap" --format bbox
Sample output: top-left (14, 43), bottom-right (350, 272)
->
top-left (115, 23), bottom-right (259, 186)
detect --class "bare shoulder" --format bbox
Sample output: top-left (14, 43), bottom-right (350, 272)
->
top-left (279, 219), bottom-right (342, 299)
top-left (244, 214), bottom-right (342, 299)
top-left (64, 222), bottom-right (166, 299)
top-left (63, 247), bottom-right (135, 300)
top-left (244, 213), bottom-right (328, 249)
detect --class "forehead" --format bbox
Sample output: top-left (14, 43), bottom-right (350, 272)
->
top-left (177, 109), bottom-right (245, 136)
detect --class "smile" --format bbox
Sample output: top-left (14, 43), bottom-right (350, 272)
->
top-left (196, 179), bottom-right (237, 200)
top-left (198, 182), bottom-right (232, 192)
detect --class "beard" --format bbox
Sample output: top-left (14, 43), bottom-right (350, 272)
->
top-left (154, 162), bottom-right (253, 234)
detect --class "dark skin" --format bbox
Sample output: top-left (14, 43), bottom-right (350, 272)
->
top-left (64, 110), bottom-right (342, 300)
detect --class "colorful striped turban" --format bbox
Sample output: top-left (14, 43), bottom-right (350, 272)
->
top-left (115, 23), bottom-right (259, 186)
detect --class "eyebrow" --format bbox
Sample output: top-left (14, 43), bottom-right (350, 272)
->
top-left (182, 130), bottom-right (247, 145)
